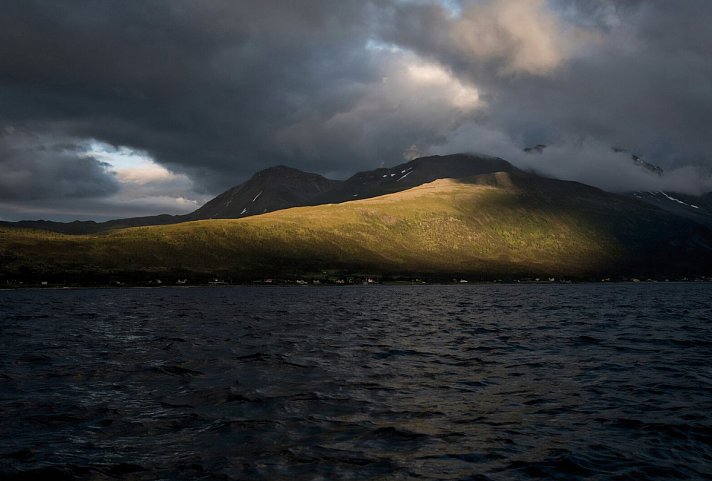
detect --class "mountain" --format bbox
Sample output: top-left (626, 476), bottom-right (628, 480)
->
top-left (184, 165), bottom-right (340, 220)
top-left (0, 165), bottom-right (339, 233)
top-left (630, 191), bottom-right (712, 228)
top-left (0, 154), bottom-right (519, 234)
top-left (2, 169), bottom-right (711, 282)
top-left (519, 145), bottom-right (712, 225)
top-left (0, 214), bottom-right (184, 235)
top-left (312, 154), bottom-right (518, 204)
top-left (2, 153), bottom-right (711, 283)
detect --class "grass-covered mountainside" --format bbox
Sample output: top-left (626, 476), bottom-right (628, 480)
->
top-left (0, 154), bottom-right (521, 234)
top-left (2, 170), bottom-right (711, 283)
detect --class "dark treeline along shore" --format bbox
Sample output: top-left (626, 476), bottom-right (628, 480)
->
top-left (2, 154), bottom-right (712, 285)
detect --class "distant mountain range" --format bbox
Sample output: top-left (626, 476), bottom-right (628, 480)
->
top-left (1, 153), bottom-right (711, 282)
top-left (1, 154), bottom-right (519, 234)
top-left (3, 153), bottom-right (707, 234)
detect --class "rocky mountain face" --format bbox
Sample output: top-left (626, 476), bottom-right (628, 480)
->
top-left (611, 148), bottom-right (664, 176)
top-left (184, 165), bottom-right (340, 220)
top-left (630, 191), bottom-right (712, 228)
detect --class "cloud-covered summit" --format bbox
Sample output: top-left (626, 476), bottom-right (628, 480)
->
top-left (0, 0), bottom-right (710, 220)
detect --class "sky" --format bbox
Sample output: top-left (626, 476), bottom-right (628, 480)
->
top-left (0, 0), bottom-right (711, 221)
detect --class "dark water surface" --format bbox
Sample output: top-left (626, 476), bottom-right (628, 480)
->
top-left (1, 284), bottom-right (710, 480)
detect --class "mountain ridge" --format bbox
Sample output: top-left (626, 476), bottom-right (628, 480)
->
top-left (3, 169), bottom-right (711, 282)
top-left (1, 153), bottom-right (710, 236)
top-left (0, 154), bottom-right (520, 233)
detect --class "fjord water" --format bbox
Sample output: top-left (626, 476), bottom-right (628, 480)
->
top-left (0, 285), bottom-right (710, 480)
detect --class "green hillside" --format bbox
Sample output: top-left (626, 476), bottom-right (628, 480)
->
top-left (1, 172), bottom-right (710, 282)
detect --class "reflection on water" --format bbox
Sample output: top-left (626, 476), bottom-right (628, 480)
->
top-left (0, 284), bottom-right (710, 480)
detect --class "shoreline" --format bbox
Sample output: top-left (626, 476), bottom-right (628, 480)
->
top-left (2, 278), bottom-right (710, 291)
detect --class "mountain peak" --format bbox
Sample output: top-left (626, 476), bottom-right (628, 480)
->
top-left (187, 165), bottom-right (338, 220)
top-left (253, 164), bottom-right (306, 177)
top-left (407, 152), bottom-right (516, 170)
top-left (310, 152), bottom-right (518, 205)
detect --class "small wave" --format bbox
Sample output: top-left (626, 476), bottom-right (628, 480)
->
top-left (149, 365), bottom-right (204, 376)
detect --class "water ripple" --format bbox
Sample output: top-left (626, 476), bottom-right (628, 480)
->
top-left (0, 284), bottom-right (710, 480)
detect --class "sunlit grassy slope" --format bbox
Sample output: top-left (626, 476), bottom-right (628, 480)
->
top-left (1, 172), bottom-right (710, 280)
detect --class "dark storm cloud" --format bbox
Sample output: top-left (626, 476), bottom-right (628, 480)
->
top-left (0, 127), bottom-right (119, 201)
top-left (0, 0), bottom-right (711, 220)
top-left (0, 0), bottom-right (388, 191)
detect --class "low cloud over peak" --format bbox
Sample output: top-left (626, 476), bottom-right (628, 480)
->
top-left (0, 0), bottom-right (710, 220)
